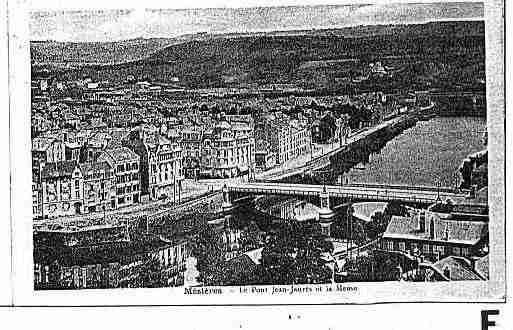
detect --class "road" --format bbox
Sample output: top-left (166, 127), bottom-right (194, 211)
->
top-left (227, 182), bottom-right (469, 205)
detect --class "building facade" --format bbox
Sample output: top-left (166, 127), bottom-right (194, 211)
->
top-left (123, 126), bottom-right (184, 201)
top-left (80, 161), bottom-right (116, 213)
top-left (98, 147), bottom-right (141, 208)
top-left (256, 112), bottom-right (311, 165)
top-left (40, 161), bottom-right (84, 218)
top-left (200, 121), bottom-right (255, 178)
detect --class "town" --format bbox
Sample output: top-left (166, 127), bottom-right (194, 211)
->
top-left (31, 20), bottom-right (489, 290)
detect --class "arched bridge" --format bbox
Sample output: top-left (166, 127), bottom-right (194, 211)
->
top-left (226, 182), bottom-right (470, 205)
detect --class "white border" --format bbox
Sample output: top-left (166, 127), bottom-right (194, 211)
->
top-left (9, 0), bottom-right (505, 306)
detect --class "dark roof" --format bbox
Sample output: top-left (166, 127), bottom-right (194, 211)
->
top-left (79, 161), bottom-right (112, 173)
top-left (475, 254), bottom-right (489, 280)
top-left (41, 161), bottom-right (79, 179)
top-left (102, 147), bottom-right (139, 163)
top-left (432, 256), bottom-right (484, 281)
top-left (34, 236), bottom-right (185, 267)
top-left (383, 214), bottom-right (487, 245)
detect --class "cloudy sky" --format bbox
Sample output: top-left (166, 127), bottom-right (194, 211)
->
top-left (30, 1), bottom-right (484, 42)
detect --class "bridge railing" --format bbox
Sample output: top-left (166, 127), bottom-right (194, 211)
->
top-left (228, 186), bottom-right (444, 204)
top-left (342, 182), bottom-right (461, 194)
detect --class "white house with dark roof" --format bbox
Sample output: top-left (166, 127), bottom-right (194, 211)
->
top-left (380, 210), bottom-right (488, 262)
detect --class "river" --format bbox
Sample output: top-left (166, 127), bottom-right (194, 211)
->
top-left (342, 116), bottom-right (486, 187)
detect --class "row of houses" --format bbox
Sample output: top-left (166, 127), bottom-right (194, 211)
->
top-left (34, 236), bottom-right (189, 290)
top-left (32, 124), bottom-right (185, 218)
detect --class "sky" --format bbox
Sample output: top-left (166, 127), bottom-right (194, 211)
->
top-left (29, 1), bottom-right (485, 42)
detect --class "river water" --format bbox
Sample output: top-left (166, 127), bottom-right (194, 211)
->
top-left (342, 116), bottom-right (486, 187)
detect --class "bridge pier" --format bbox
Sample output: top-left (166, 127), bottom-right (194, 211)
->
top-left (318, 185), bottom-right (335, 237)
top-left (222, 184), bottom-right (234, 214)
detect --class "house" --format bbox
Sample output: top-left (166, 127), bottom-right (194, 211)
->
top-left (380, 210), bottom-right (488, 262)
top-left (34, 236), bottom-right (189, 289)
top-left (98, 147), bottom-right (141, 208)
top-left (32, 137), bottom-right (66, 176)
top-left (123, 125), bottom-right (184, 200)
top-left (201, 120), bottom-right (255, 178)
top-left (39, 161), bottom-right (84, 218)
top-left (79, 161), bottom-right (116, 213)
top-left (255, 112), bottom-right (311, 165)
top-left (423, 255), bottom-right (487, 281)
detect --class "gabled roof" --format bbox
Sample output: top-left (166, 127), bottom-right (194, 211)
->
top-left (41, 161), bottom-right (80, 179)
top-left (100, 147), bottom-right (139, 164)
top-left (431, 256), bottom-right (484, 281)
top-left (383, 214), bottom-right (487, 246)
top-left (475, 254), bottom-right (489, 280)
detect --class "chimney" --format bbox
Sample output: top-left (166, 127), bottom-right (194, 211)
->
top-left (443, 266), bottom-right (451, 280)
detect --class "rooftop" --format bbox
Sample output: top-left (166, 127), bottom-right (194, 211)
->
top-left (431, 256), bottom-right (485, 281)
top-left (101, 147), bottom-right (140, 163)
top-left (41, 161), bottom-right (79, 179)
top-left (383, 213), bottom-right (487, 246)
top-left (79, 161), bottom-right (112, 174)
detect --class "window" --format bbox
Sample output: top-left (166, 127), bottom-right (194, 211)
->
top-left (398, 242), bottom-right (406, 251)
top-left (74, 180), bottom-right (80, 190)
top-left (118, 197), bottom-right (125, 204)
top-left (423, 244), bottom-right (431, 255)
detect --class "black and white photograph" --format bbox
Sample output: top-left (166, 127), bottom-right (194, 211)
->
top-left (7, 0), bottom-right (504, 305)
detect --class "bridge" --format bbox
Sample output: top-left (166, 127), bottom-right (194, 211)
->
top-left (226, 182), bottom-right (470, 205)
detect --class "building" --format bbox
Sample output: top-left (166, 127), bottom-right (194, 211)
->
top-left (200, 121), bottom-right (255, 178)
top-left (34, 236), bottom-right (189, 289)
top-left (256, 112), bottom-right (311, 165)
top-left (79, 161), bottom-right (116, 213)
top-left (180, 127), bottom-right (203, 178)
top-left (32, 182), bottom-right (42, 218)
top-left (98, 147), bottom-right (141, 208)
top-left (39, 161), bottom-right (84, 218)
top-left (123, 125), bottom-right (184, 201)
top-left (380, 210), bottom-right (488, 262)
top-left (32, 137), bottom-right (66, 178)
top-left (422, 255), bottom-right (487, 281)
top-left (311, 112), bottom-right (336, 143)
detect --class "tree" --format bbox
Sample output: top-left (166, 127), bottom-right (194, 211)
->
top-left (126, 256), bottom-right (167, 288)
top-left (189, 225), bottom-right (226, 286)
top-left (239, 221), bottom-right (262, 251)
top-left (261, 221), bottom-right (333, 285)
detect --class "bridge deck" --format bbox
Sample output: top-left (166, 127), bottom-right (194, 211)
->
top-left (228, 182), bottom-right (469, 204)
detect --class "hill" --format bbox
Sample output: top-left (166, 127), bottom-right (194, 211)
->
top-left (33, 21), bottom-right (486, 92)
